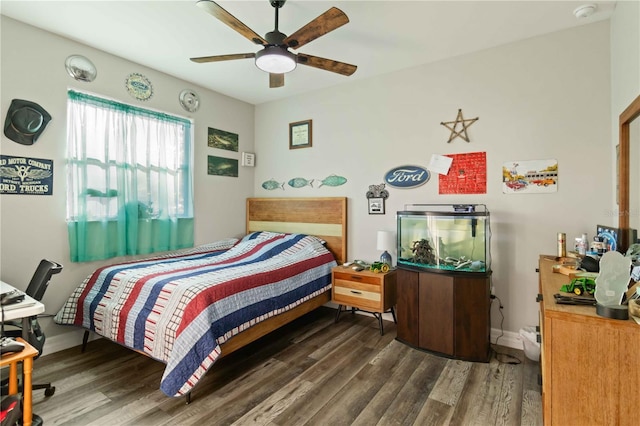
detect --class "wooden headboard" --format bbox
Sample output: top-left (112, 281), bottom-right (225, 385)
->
top-left (246, 197), bottom-right (347, 265)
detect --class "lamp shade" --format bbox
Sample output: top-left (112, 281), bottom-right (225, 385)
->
top-left (255, 47), bottom-right (297, 74)
top-left (377, 230), bottom-right (395, 251)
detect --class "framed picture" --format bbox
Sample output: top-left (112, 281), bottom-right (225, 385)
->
top-left (289, 119), bottom-right (312, 149)
top-left (207, 155), bottom-right (238, 177)
top-left (208, 127), bottom-right (239, 152)
top-left (368, 197), bottom-right (385, 215)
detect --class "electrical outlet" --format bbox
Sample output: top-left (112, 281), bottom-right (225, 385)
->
top-left (491, 285), bottom-right (495, 295)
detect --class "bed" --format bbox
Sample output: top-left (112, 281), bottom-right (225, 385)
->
top-left (54, 197), bottom-right (347, 399)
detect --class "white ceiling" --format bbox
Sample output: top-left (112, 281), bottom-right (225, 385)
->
top-left (1, 0), bottom-right (616, 105)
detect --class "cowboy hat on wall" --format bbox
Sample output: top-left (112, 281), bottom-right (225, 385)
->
top-left (3, 99), bottom-right (52, 145)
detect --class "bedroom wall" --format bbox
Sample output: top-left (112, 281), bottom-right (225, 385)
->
top-left (611, 1), bottom-right (640, 122)
top-left (253, 20), bottom-right (613, 345)
top-left (0, 17), bottom-right (255, 346)
top-left (611, 0), bottom-right (640, 208)
top-left (1, 12), bottom-right (633, 353)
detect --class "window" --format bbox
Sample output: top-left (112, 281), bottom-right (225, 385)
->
top-left (66, 90), bottom-right (194, 262)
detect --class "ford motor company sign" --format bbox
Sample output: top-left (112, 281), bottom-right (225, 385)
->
top-left (0, 155), bottom-right (53, 195)
top-left (384, 165), bottom-right (430, 188)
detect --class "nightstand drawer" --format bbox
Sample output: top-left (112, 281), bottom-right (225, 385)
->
top-left (333, 283), bottom-right (382, 310)
top-left (333, 271), bottom-right (383, 286)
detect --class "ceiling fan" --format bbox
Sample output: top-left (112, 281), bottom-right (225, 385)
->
top-left (190, 0), bottom-right (357, 88)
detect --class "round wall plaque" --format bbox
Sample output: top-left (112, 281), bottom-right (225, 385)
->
top-left (65, 55), bottom-right (97, 82)
top-left (179, 89), bottom-right (200, 112)
top-left (125, 73), bottom-right (153, 101)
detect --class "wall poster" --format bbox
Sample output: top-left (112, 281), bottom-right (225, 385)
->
top-left (207, 155), bottom-right (238, 177)
top-left (0, 155), bottom-right (53, 195)
top-left (208, 127), bottom-right (239, 152)
top-left (438, 151), bottom-right (486, 194)
top-left (502, 159), bottom-right (558, 194)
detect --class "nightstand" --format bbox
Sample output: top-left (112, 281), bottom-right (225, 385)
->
top-left (331, 266), bottom-right (397, 335)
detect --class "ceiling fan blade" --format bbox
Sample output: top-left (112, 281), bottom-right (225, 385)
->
top-left (196, 0), bottom-right (267, 46)
top-left (270, 73), bottom-right (285, 88)
top-left (190, 53), bottom-right (255, 63)
top-left (283, 7), bottom-right (349, 50)
top-left (297, 53), bottom-right (357, 76)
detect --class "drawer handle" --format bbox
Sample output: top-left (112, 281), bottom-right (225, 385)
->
top-left (350, 290), bottom-right (363, 295)
top-left (350, 276), bottom-right (363, 280)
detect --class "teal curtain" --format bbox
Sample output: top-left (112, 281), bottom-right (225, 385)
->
top-left (66, 90), bottom-right (194, 262)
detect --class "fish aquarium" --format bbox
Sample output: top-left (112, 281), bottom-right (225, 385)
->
top-left (396, 204), bottom-right (491, 274)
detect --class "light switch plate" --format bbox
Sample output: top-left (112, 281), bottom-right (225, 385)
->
top-left (241, 152), bottom-right (255, 167)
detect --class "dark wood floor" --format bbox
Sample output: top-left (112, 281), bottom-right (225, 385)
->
top-left (30, 307), bottom-right (541, 425)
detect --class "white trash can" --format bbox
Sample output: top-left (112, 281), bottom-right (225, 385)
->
top-left (519, 326), bottom-right (540, 361)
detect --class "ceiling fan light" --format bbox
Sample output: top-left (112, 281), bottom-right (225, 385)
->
top-left (255, 47), bottom-right (297, 74)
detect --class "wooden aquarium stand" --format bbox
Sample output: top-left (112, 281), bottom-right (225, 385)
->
top-left (395, 267), bottom-right (491, 362)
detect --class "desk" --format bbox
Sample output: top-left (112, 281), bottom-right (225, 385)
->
top-left (0, 337), bottom-right (39, 426)
top-left (1, 281), bottom-right (45, 340)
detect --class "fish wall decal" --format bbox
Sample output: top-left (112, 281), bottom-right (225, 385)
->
top-left (288, 177), bottom-right (314, 188)
top-left (318, 174), bottom-right (347, 187)
top-left (261, 179), bottom-right (285, 190)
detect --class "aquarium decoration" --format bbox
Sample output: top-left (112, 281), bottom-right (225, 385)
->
top-left (411, 239), bottom-right (436, 264)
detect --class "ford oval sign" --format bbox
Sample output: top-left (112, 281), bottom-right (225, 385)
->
top-left (384, 165), bottom-right (430, 188)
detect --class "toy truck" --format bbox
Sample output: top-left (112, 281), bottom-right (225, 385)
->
top-left (560, 276), bottom-right (596, 296)
top-left (370, 262), bottom-right (390, 273)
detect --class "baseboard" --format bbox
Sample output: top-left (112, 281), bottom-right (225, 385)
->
top-left (327, 301), bottom-right (524, 352)
top-left (44, 328), bottom-right (98, 355)
top-left (490, 328), bottom-right (522, 350)
top-left (44, 312), bottom-right (525, 355)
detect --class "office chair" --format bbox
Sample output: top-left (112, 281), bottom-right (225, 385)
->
top-left (1, 259), bottom-right (63, 398)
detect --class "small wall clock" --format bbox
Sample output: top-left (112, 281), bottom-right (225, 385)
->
top-left (125, 73), bottom-right (153, 101)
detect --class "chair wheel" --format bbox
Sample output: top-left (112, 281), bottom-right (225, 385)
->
top-left (44, 387), bottom-right (55, 397)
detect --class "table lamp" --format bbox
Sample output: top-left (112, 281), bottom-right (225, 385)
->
top-left (377, 230), bottom-right (394, 266)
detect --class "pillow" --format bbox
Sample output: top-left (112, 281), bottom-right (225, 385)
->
top-left (242, 231), bottom-right (326, 246)
top-left (240, 231), bottom-right (284, 242)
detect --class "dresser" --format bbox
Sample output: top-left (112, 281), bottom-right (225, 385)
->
top-left (538, 255), bottom-right (640, 426)
top-left (331, 266), bottom-right (397, 335)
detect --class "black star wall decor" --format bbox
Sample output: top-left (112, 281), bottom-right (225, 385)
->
top-left (440, 109), bottom-right (479, 143)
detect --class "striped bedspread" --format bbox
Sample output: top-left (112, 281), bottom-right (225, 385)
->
top-left (54, 232), bottom-right (336, 397)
